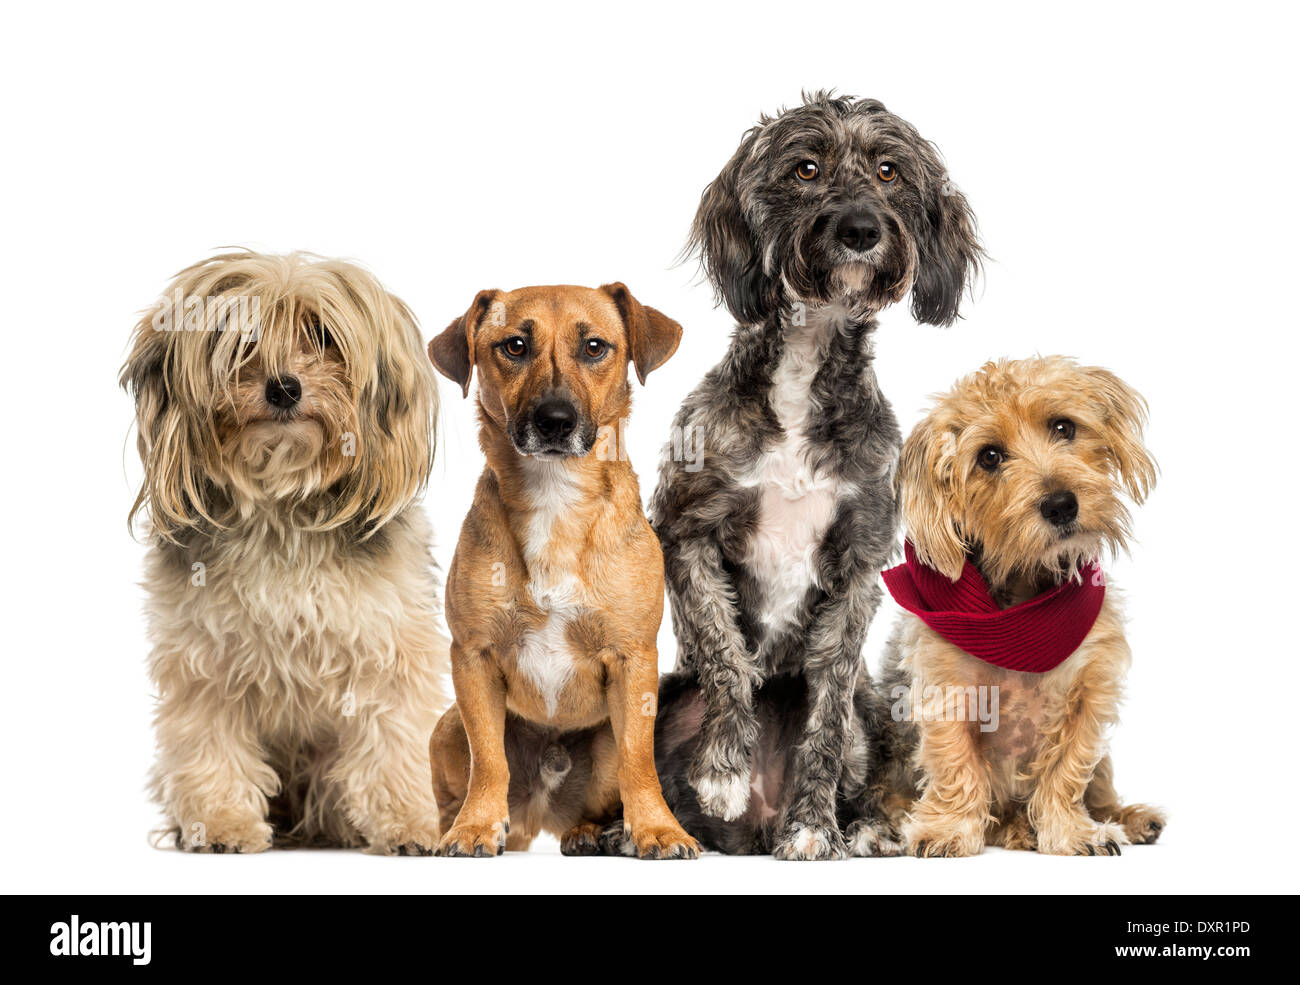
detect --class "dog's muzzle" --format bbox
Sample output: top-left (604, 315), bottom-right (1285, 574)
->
top-left (834, 206), bottom-right (882, 254)
top-left (265, 375), bottom-right (302, 410)
top-left (533, 397), bottom-right (577, 445)
top-left (512, 394), bottom-right (590, 457)
top-left (1039, 490), bottom-right (1079, 530)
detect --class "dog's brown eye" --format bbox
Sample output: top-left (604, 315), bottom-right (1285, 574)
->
top-left (501, 337), bottom-right (528, 359)
top-left (877, 162), bottom-right (898, 182)
top-left (795, 160), bottom-right (819, 181)
top-left (977, 446), bottom-right (1004, 471)
top-left (583, 338), bottom-right (609, 360)
top-left (1050, 418), bottom-right (1076, 441)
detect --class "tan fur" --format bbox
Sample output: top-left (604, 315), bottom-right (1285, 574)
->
top-left (900, 356), bottom-right (1156, 585)
top-left (427, 284), bottom-right (699, 859)
top-left (895, 356), bottom-right (1165, 857)
top-left (122, 251), bottom-right (449, 854)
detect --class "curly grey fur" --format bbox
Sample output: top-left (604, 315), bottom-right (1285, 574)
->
top-left (650, 92), bottom-right (981, 858)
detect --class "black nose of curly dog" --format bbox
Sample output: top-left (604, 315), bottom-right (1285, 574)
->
top-left (534, 399), bottom-right (577, 442)
top-left (1039, 490), bottom-right (1079, 527)
top-left (836, 209), bottom-right (882, 252)
top-left (265, 376), bottom-right (302, 409)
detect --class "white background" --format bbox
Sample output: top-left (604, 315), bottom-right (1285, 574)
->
top-left (2, 0), bottom-right (1296, 894)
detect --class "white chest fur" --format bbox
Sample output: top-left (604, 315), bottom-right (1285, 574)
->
top-left (742, 306), bottom-right (852, 640)
top-left (517, 459), bottom-right (584, 717)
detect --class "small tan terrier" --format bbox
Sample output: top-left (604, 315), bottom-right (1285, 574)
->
top-left (427, 283), bottom-right (699, 860)
top-left (880, 356), bottom-right (1166, 857)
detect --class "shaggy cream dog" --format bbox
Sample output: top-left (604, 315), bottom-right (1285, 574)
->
top-left (122, 250), bottom-right (449, 854)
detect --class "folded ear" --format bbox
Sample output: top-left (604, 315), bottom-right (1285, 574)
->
top-left (898, 412), bottom-right (968, 581)
top-left (428, 289), bottom-right (500, 397)
top-left (600, 282), bottom-right (682, 384)
top-left (1081, 366), bottom-right (1158, 503)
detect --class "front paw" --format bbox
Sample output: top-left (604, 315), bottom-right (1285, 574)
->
top-left (690, 764), bottom-right (751, 821)
top-left (174, 817), bottom-right (272, 855)
top-left (435, 817), bottom-right (509, 858)
top-left (1037, 820), bottom-right (1127, 857)
top-left (906, 820), bottom-right (985, 858)
top-left (625, 819), bottom-right (701, 860)
top-left (845, 819), bottom-right (905, 858)
top-left (362, 813), bottom-right (441, 856)
top-left (772, 823), bottom-right (847, 861)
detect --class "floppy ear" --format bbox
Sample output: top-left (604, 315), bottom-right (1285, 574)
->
top-left (687, 130), bottom-right (778, 325)
top-left (898, 412), bottom-right (968, 581)
top-left (1082, 366), bottom-right (1158, 503)
top-left (429, 289), bottom-right (499, 397)
top-left (119, 307), bottom-right (213, 541)
top-left (599, 282), bottom-right (682, 384)
top-left (341, 279), bottom-right (437, 533)
top-left (910, 176), bottom-right (984, 327)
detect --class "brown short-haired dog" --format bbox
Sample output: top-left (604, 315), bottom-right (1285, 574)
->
top-left (881, 356), bottom-right (1166, 857)
top-left (427, 284), bottom-right (699, 859)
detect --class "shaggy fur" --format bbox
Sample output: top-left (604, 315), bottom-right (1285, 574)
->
top-left (122, 250), bottom-right (449, 854)
top-left (650, 92), bottom-right (982, 858)
top-left (879, 356), bottom-right (1166, 856)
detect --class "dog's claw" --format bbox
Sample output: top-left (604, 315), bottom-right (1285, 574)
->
top-left (625, 821), bottom-right (700, 861)
top-left (435, 819), bottom-right (509, 858)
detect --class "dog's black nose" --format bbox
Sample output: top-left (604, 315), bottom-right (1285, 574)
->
top-left (836, 209), bottom-right (882, 252)
top-left (265, 376), bottom-right (302, 409)
top-left (533, 399), bottom-right (577, 442)
top-left (1039, 490), bottom-right (1079, 527)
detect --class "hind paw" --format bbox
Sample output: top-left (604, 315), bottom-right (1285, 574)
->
top-left (560, 821), bottom-right (605, 857)
top-left (1115, 804), bottom-right (1166, 845)
top-left (845, 819), bottom-right (905, 857)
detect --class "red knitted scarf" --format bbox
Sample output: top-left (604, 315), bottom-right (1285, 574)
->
top-left (881, 541), bottom-right (1105, 673)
